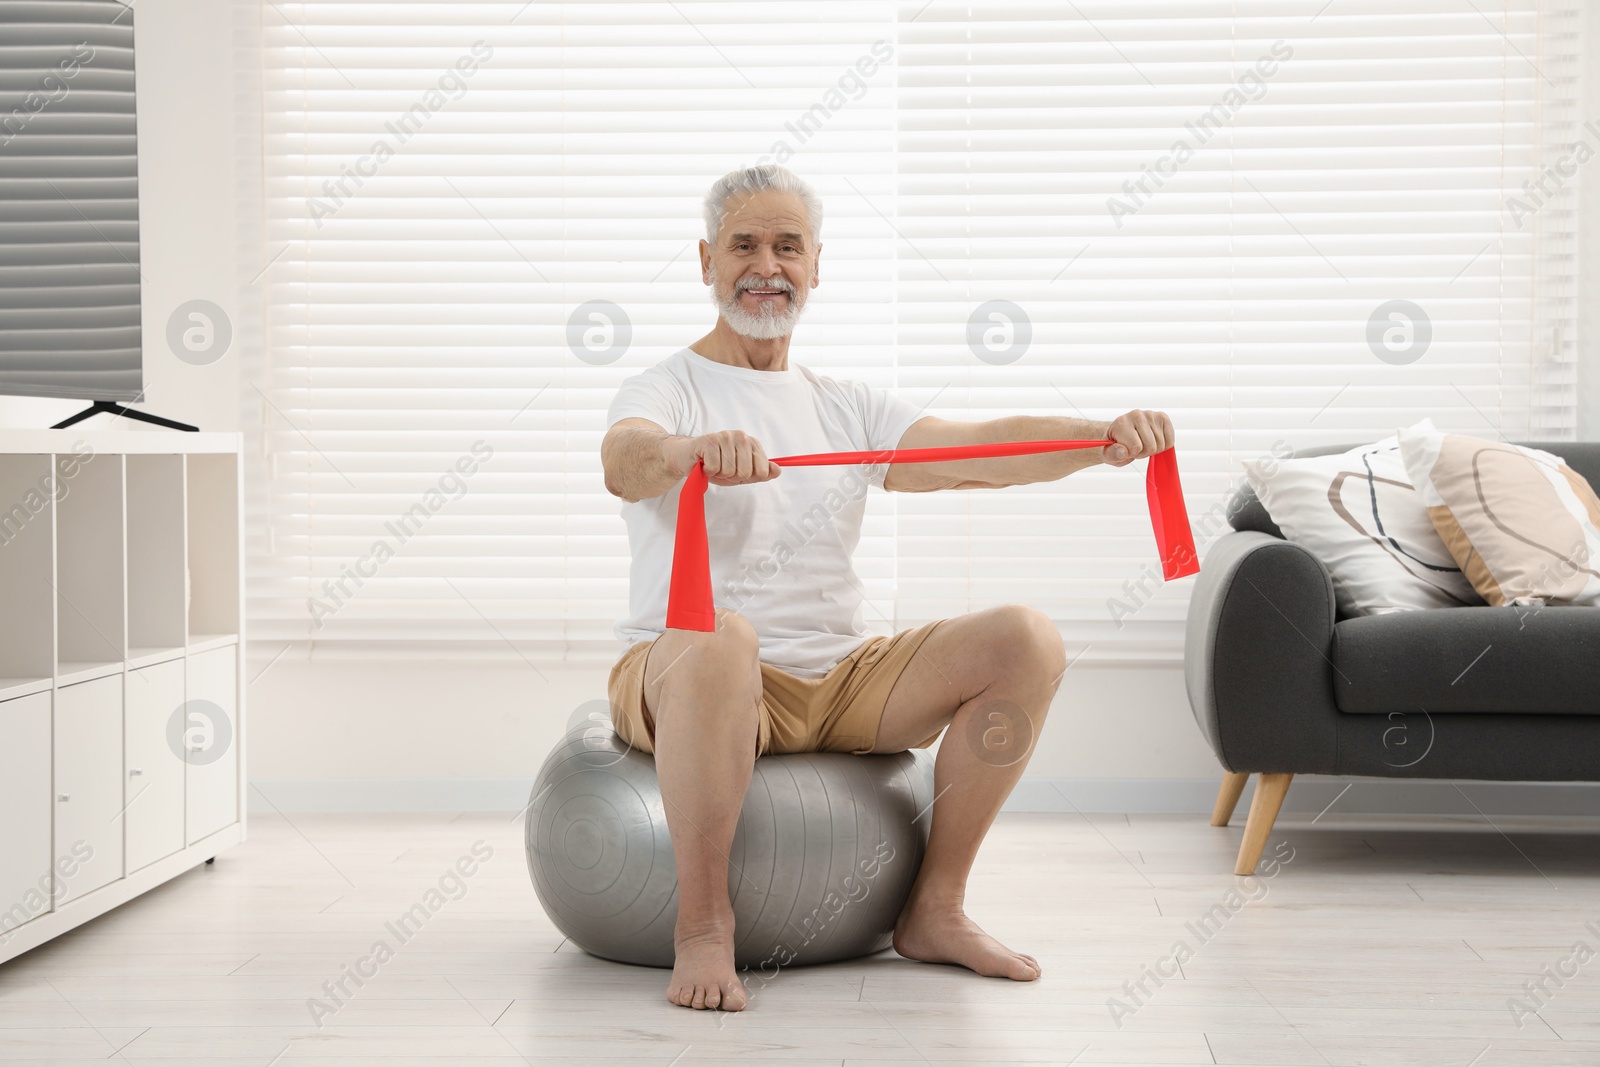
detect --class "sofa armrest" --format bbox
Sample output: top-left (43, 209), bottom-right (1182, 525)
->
top-left (1184, 531), bottom-right (1344, 774)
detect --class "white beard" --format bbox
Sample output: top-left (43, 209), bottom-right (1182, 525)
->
top-left (709, 265), bottom-right (807, 340)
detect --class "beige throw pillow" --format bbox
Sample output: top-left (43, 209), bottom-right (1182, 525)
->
top-left (1396, 419), bottom-right (1600, 607)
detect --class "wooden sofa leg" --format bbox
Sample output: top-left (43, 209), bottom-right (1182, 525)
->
top-left (1234, 773), bottom-right (1293, 876)
top-left (1211, 772), bottom-right (1250, 827)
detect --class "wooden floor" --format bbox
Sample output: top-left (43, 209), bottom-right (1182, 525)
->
top-left (3, 808), bottom-right (1599, 1065)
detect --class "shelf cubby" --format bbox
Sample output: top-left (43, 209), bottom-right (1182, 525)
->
top-left (54, 451), bottom-right (125, 677)
top-left (0, 455), bottom-right (55, 700)
top-left (126, 454), bottom-right (187, 666)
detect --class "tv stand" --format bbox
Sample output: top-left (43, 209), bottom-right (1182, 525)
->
top-left (52, 401), bottom-right (198, 433)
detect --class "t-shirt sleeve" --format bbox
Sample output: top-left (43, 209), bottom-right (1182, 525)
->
top-left (844, 378), bottom-right (927, 488)
top-left (606, 370), bottom-right (688, 435)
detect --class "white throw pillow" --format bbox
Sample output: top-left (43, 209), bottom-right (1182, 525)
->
top-left (1244, 436), bottom-right (1484, 615)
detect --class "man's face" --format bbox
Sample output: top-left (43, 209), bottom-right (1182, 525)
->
top-left (702, 189), bottom-right (819, 340)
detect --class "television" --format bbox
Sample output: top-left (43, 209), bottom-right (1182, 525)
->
top-left (0, 1), bottom-right (165, 427)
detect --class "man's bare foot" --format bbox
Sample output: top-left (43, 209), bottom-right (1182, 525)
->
top-left (667, 918), bottom-right (749, 1011)
top-left (892, 897), bottom-right (1042, 981)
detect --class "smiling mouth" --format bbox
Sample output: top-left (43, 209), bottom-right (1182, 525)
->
top-left (743, 288), bottom-right (787, 298)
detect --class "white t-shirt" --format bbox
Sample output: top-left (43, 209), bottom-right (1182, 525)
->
top-left (606, 347), bottom-right (926, 679)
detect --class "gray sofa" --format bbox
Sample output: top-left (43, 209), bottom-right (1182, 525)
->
top-left (1184, 441), bottom-right (1600, 874)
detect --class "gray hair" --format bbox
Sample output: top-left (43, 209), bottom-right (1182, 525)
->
top-left (702, 164), bottom-right (823, 246)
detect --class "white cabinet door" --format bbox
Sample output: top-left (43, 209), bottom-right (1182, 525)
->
top-left (125, 659), bottom-right (185, 873)
top-left (0, 691), bottom-right (53, 942)
top-left (54, 675), bottom-right (124, 898)
top-left (184, 646), bottom-right (238, 843)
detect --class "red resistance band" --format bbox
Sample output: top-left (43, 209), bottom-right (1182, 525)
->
top-left (666, 439), bottom-right (1200, 632)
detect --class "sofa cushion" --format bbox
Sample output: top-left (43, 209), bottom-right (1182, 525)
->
top-left (1555, 442), bottom-right (1600, 491)
top-left (1331, 606), bottom-right (1600, 714)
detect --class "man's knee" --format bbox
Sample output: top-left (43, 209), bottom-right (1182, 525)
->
top-left (680, 608), bottom-right (759, 669)
top-left (649, 609), bottom-right (762, 705)
top-left (710, 607), bottom-right (759, 648)
top-left (986, 604), bottom-right (1067, 682)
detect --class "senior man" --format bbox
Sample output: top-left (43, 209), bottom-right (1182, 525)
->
top-left (601, 164), bottom-right (1173, 1012)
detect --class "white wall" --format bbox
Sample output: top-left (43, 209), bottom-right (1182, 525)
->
top-left (244, 651), bottom-right (1600, 818)
top-left (242, 654), bottom-right (1222, 806)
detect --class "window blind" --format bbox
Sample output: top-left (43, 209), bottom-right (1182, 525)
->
top-left (253, 1), bottom-right (904, 659)
top-left (891, 0), bottom-right (1581, 658)
top-left (253, 0), bottom-right (1580, 663)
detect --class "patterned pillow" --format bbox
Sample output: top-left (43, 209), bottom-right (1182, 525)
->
top-left (1396, 419), bottom-right (1600, 607)
top-left (1245, 436), bottom-right (1483, 615)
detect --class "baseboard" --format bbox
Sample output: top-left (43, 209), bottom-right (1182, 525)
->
top-left (246, 775), bottom-right (1600, 817)
top-left (1011, 776), bottom-right (1600, 817)
top-left (247, 777), bottom-right (536, 814)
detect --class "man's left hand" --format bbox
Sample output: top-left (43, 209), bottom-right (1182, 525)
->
top-left (1101, 409), bottom-right (1174, 467)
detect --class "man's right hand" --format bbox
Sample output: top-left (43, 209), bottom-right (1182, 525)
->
top-left (667, 430), bottom-right (782, 487)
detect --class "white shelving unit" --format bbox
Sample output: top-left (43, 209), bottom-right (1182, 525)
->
top-left (0, 431), bottom-right (244, 964)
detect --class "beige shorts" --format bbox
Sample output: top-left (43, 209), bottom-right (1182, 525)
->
top-left (606, 619), bottom-right (947, 758)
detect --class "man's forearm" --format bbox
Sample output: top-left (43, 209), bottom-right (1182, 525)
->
top-left (603, 426), bottom-right (693, 503)
top-left (959, 414), bottom-right (1112, 487)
